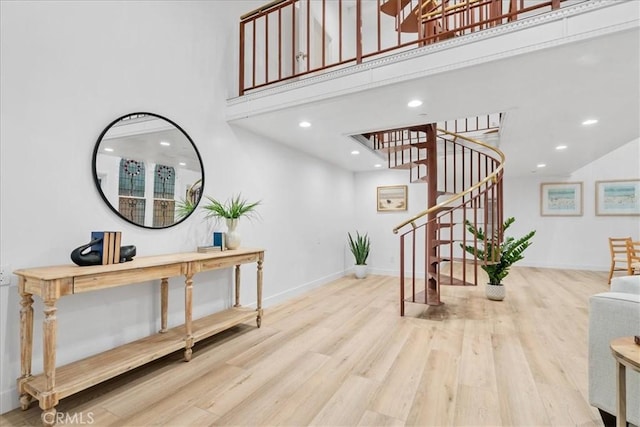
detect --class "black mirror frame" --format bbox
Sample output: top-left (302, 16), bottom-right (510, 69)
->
top-left (91, 112), bottom-right (205, 230)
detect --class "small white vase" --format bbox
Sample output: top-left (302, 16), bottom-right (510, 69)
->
top-left (486, 283), bottom-right (505, 301)
top-left (225, 218), bottom-right (241, 250)
top-left (354, 264), bottom-right (367, 279)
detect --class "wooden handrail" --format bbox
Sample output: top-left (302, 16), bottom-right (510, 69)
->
top-left (421, 0), bottom-right (483, 19)
top-left (392, 128), bottom-right (505, 233)
top-left (241, 0), bottom-right (290, 20)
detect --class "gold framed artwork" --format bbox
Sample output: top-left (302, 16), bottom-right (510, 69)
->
top-left (540, 182), bottom-right (583, 216)
top-left (377, 185), bottom-right (407, 212)
top-left (595, 179), bottom-right (640, 216)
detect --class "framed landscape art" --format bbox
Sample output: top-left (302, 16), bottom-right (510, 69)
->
top-left (540, 182), bottom-right (583, 216)
top-left (595, 179), bottom-right (640, 216)
top-left (377, 185), bottom-right (407, 212)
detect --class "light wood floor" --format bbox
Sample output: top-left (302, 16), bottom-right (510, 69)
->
top-left (1, 267), bottom-right (611, 426)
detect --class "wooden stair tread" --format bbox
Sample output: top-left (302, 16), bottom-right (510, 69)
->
top-left (432, 239), bottom-right (465, 244)
top-left (399, 12), bottom-right (419, 33)
top-left (377, 145), bottom-right (412, 154)
top-left (431, 256), bottom-right (469, 264)
top-left (399, 0), bottom-right (440, 33)
top-left (380, 0), bottom-right (412, 16)
top-left (377, 141), bottom-right (429, 154)
top-left (390, 162), bottom-right (417, 170)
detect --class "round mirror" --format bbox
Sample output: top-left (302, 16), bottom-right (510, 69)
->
top-left (92, 112), bottom-right (204, 229)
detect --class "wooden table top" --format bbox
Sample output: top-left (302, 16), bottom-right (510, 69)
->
top-left (610, 337), bottom-right (640, 372)
top-left (13, 247), bottom-right (265, 280)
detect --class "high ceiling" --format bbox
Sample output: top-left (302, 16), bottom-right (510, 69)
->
top-left (227, 4), bottom-right (639, 178)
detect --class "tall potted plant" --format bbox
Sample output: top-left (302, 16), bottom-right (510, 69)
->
top-left (348, 231), bottom-right (371, 279)
top-left (461, 217), bottom-right (535, 300)
top-left (202, 194), bottom-right (261, 250)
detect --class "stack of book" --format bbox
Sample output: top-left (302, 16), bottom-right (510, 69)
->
top-left (197, 246), bottom-right (222, 253)
top-left (213, 232), bottom-right (226, 250)
top-left (91, 231), bottom-right (122, 264)
top-left (197, 232), bottom-right (227, 253)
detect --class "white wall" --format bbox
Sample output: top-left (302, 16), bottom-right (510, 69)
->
top-left (506, 138), bottom-right (640, 270)
top-left (354, 138), bottom-right (640, 276)
top-left (0, 1), bottom-right (355, 413)
top-left (353, 169), bottom-right (428, 276)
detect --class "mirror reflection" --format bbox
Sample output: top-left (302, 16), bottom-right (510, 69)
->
top-left (92, 113), bottom-right (204, 229)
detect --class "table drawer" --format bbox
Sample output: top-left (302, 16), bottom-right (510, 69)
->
top-left (74, 264), bottom-right (184, 292)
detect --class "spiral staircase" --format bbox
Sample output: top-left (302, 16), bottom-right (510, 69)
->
top-left (380, 0), bottom-right (519, 39)
top-left (364, 114), bottom-right (506, 315)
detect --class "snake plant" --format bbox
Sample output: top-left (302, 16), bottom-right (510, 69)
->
top-left (348, 231), bottom-right (371, 265)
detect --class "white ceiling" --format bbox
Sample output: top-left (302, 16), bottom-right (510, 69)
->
top-left (227, 4), bottom-right (639, 178)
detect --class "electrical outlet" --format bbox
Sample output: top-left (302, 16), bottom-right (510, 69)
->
top-left (0, 265), bottom-right (11, 286)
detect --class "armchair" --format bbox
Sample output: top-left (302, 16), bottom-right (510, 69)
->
top-left (589, 275), bottom-right (640, 425)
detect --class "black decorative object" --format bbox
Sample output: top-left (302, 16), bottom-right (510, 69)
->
top-left (70, 238), bottom-right (103, 266)
top-left (70, 238), bottom-right (136, 267)
top-left (119, 245), bottom-right (136, 262)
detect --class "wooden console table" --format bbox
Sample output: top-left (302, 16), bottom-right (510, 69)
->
top-left (14, 248), bottom-right (264, 426)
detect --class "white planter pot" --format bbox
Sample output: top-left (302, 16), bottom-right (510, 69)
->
top-left (486, 283), bottom-right (505, 301)
top-left (225, 218), bottom-right (241, 250)
top-left (354, 264), bottom-right (367, 279)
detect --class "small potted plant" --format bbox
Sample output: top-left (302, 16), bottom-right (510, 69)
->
top-left (348, 231), bottom-right (371, 279)
top-left (202, 194), bottom-right (261, 250)
top-left (461, 217), bottom-right (535, 300)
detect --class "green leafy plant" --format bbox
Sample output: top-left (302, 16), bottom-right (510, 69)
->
top-left (348, 231), bottom-right (371, 265)
top-left (175, 198), bottom-right (197, 220)
top-left (202, 194), bottom-right (261, 221)
top-left (461, 217), bottom-right (535, 285)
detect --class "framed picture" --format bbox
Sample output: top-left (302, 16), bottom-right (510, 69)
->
top-left (540, 182), bottom-right (583, 216)
top-left (377, 185), bottom-right (407, 212)
top-left (595, 179), bottom-right (640, 216)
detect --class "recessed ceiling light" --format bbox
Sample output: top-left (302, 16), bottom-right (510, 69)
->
top-left (160, 141), bottom-right (171, 146)
top-left (555, 145), bottom-right (568, 150)
top-left (104, 147), bottom-right (114, 152)
top-left (407, 100), bottom-right (423, 108)
top-left (179, 162), bottom-right (186, 166)
top-left (351, 150), bottom-right (360, 155)
top-left (299, 121), bottom-right (311, 128)
top-left (537, 163), bottom-right (546, 168)
top-left (374, 164), bottom-right (382, 168)
top-left (582, 119), bottom-right (598, 126)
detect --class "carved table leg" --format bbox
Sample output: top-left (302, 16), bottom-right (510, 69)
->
top-left (234, 264), bottom-right (241, 307)
top-left (41, 298), bottom-right (59, 424)
top-left (160, 278), bottom-right (169, 333)
top-left (184, 273), bottom-right (194, 361)
top-left (256, 255), bottom-right (263, 328)
top-left (18, 281), bottom-right (34, 410)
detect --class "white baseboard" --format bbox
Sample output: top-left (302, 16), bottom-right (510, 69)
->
top-left (517, 262), bottom-right (607, 271)
top-left (0, 386), bottom-right (18, 415)
top-left (371, 264), bottom-right (608, 275)
top-left (241, 269), bottom-right (348, 309)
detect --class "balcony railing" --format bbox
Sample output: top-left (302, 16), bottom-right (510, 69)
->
top-left (239, 0), bottom-right (565, 95)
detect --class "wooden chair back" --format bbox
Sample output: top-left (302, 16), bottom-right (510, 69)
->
top-left (627, 240), bottom-right (640, 275)
top-left (608, 237), bottom-right (632, 284)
